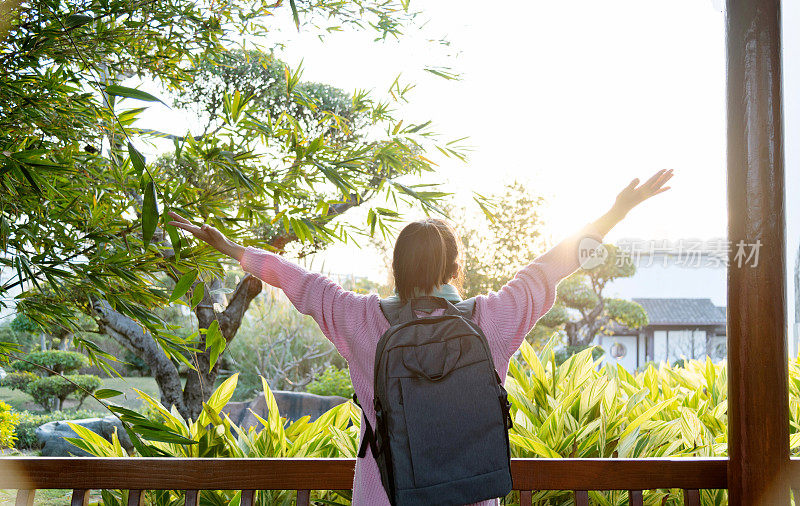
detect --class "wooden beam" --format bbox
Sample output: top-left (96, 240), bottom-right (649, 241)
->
top-left (0, 457), bottom-right (726, 491)
top-left (508, 458), bottom-right (727, 491)
top-left (725, 0), bottom-right (790, 504)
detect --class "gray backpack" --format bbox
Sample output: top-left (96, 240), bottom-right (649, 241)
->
top-left (354, 296), bottom-right (513, 506)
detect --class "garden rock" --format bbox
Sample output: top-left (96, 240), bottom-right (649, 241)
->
top-left (36, 415), bottom-right (133, 456)
top-left (222, 390), bottom-right (347, 430)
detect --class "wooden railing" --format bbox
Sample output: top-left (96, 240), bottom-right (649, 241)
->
top-left (0, 457), bottom-right (729, 505)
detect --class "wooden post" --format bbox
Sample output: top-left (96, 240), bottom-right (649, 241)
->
top-left (726, 0), bottom-right (790, 504)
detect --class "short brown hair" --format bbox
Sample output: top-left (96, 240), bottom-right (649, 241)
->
top-left (392, 218), bottom-right (463, 302)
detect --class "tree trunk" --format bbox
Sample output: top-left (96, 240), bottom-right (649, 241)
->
top-left (181, 274), bottom-right (262, 419)
top-left (95, 299), bottom-right (189, 416)
top-left (94, 274), bottom-right (262, 420)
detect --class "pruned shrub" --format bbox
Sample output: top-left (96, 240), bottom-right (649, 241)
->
top-left (5, 350), bottom-right (100, 411)
top-left (1, 370), bottom-right (39, 392)
top-left (11, 350), bottom-right (89, 375)
top-left (26, 374), bottom-right (101, 411)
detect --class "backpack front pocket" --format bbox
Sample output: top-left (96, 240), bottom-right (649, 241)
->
top-left (398, 359), bottom-right (509, 489)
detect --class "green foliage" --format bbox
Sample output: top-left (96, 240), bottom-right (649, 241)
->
top-left (4, 368), bottom-right (101, 412)
top-left (0, 400), bottom-right (20, 448)
top-left (507, 337), bottom-right (728, 504)
top-left (554, 274), bottom-right (599, 311)
top-left (10, 314), bottom-right (37, 333)
top-left (68, 375), bottom-right (103, 408)
top-left (1, 0), bottom-right (467, 415)
top-left (1, 370), bottom-right (39, 392)
top-left (0, 0), bottom-right (458, 334)
top-left (306, 366), bottom-right (355, 398)
top-left (26, 375), bottom-right (75, 410)
top-left (71, 374), bottom-right (359, 505)
top-left (10, 350), bottom-right (89, 375)
top-left (66, 339), bottom-right (800, 505)
top-left (0, 321), bottom-right (38, 351)
top-left (604, 297), bottom-right (649, 330)
top-left (12, 409), bottom-right (104, 450)
top-left (552, 345), bottom-right (604, 367)
top-left (224, 289), bottom-right (346, 400)
top-left (174, 50), bottom-right (363, 145)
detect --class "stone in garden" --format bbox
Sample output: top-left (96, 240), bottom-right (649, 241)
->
top-left (36, 415), bottom-right (133, 457)
top-left (222, 390), bottom-right (347, 431)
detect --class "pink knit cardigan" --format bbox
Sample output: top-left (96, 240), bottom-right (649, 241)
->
top-left (240, 227), bottom-right (601, 505)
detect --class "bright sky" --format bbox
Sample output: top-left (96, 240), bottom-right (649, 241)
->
top-left (138, 0), bottom-right (800, 329)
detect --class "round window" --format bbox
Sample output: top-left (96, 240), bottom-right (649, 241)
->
top-left (610, 342), bottom-right (627, 359)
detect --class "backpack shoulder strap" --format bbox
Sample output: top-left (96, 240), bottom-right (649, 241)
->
top-left (378, 297), bottom-right (407, 326)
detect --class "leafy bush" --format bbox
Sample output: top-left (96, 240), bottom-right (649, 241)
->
top-left (11, 350), bottom-right (89, 375)
top-left (25, 374), bottom-right (102, 411)
top-left (0, 400), bottom-right (20, 449)
top-left (67, 338), bottom-right (800, 505)
top-left (506, 337), bottom-right (728, 504)
top-left (71, 374), bottom-right (358, 505)
top-left (306, 365), bottom-right (354, 398)
top-left (13, 409), bottom-right (104, 450)
top-left (0, 318), bottom-right (38, 350)
top-left (10, 314), bottom-right (37, 333)
top-left (68, 375), bottom-right (103, 408)
top-left (25, 376), bottom-right (76, 411)
top-left (1, 370), bottom-right (39, 391)
top-left (5, 350), bottom-right (99, 411)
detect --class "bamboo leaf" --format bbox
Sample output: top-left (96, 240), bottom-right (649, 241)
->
top-left (105, 85), bottom-right (168, 106)
top-left (94, 388), bottom-right (123, 400)
top-left (170, 269), bottom-right (198, 301)
top-left (128, 142), bottom-right (146, 177)
top-left (141, 180), bottom-right (158, 249)
top-left (64, 14), bottom-right (93, 28)
top-left (190, 283), bottom-right (205, 309)
top-left (289, 0), bottom-right (300, 29)
top-left (205, 320), bottom-right (225, 370)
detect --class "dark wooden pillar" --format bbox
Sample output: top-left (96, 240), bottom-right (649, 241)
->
top-left (726, 0), bottom-right (790, 504)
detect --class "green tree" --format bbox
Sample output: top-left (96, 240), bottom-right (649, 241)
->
top-left (456, 181), bottom-right (548, 297)
top-left (0, 0), bottom-right (467, 419)
top-left (533, 244), bottom-right (649, 348)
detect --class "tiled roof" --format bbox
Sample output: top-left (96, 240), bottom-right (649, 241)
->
top-left (633, 298), bottom-right (727, 325)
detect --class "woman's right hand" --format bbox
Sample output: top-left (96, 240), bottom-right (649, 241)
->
top-left (167, 211), bottom-right (245, 261)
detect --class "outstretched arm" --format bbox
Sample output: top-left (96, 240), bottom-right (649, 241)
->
top-left (584, 168), bottom-right (673, 238)
top-left (478, 169), bottom-right (674, 360)
top-left (166, 213), bottom-right (371, 361)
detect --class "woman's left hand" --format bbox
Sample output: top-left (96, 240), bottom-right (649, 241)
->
top-left (613, 169), bottom-right (673, 216)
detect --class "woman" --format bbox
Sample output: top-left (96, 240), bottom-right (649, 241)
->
top-left (168, 169), bottom-right (673, 505)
